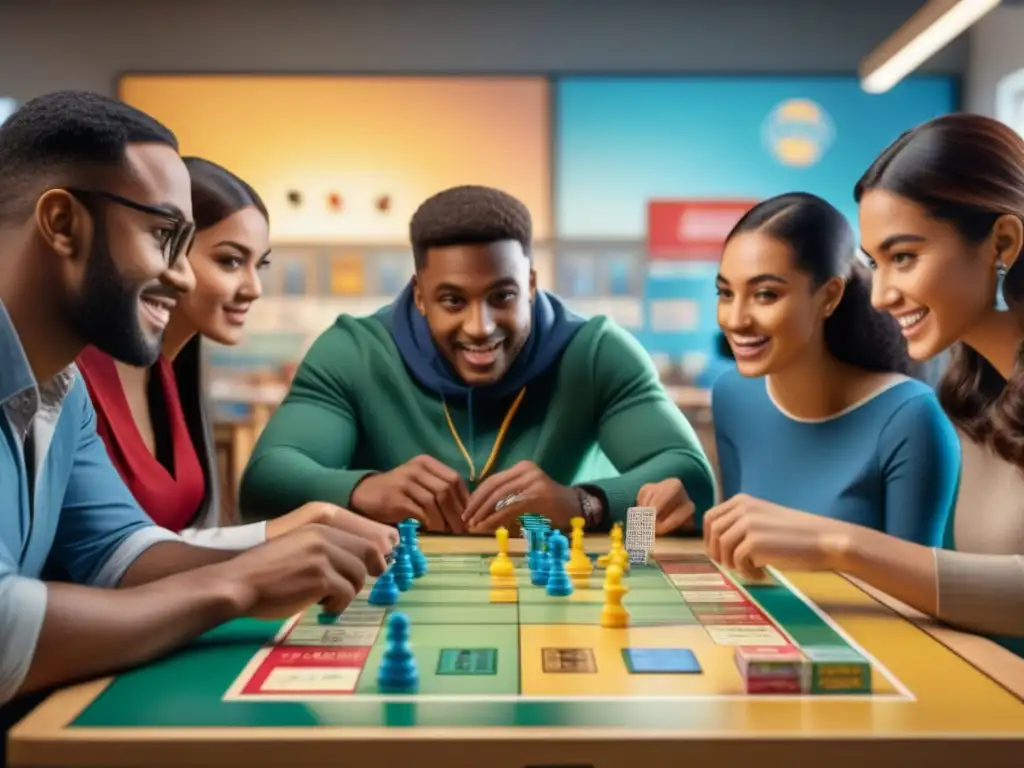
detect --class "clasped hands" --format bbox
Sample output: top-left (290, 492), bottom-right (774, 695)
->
top-left (350, 455), bottom-right (582, 533)
top-left (352, 456), bottom-right (712, 535)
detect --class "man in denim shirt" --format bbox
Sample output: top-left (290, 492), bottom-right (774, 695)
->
top-left (0, 92), bottom-right (385, 729)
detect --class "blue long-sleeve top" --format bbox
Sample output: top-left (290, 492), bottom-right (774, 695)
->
top-left (703, 369), bottom-right (960, 546)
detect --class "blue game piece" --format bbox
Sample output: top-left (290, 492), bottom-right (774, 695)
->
top-left (530, 529), bottom-right (550, 586)
top-left (400, 519), bottom-right (428, 578)
top-left (622, 648), bottom-right (702, 674)
top-left (378, 612), bottom-right (418, 693)
top-left (367, 565), bottom-right (399, 606)
top-left (527, 527), bottom-right (544, 571)
top-left (545, 532), bottom-right (573, 596)
top-left (542, 528), bottom-right (568, 561)
top-left (393, 541), bottom-right (414, 591)
top-left (531, 552), bottom-right (549, 586)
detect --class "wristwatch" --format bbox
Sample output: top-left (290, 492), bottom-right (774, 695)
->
top-left (575, 486), bottom-right (604, 529)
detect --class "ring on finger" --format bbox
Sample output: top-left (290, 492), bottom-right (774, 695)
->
top-left (494, 492), bottom-right (526, 512)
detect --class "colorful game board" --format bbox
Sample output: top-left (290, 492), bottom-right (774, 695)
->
top-left (19, 534), bottom-right (1024, 768)
top-left (223, 548), bottom-right (905, 702)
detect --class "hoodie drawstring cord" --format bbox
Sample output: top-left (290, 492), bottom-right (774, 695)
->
top-left (442, 387), bottom-right (527, 482)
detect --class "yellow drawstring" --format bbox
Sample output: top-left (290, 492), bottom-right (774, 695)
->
top-left (443, 387), bottom-right (526, 481)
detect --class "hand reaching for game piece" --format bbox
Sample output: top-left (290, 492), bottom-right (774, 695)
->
top-left (703, 494), bottom-right (854, 580)
top-left (636, 478), bottom-right (696, 535)
top-left (462, 460), bottom-right (582, 533)
top-left (266, 502), bottom-right (399, 556)
top-left (349, 455), bottom-right (469, 533)
top-left (218, 524), bottom-right (388, 619)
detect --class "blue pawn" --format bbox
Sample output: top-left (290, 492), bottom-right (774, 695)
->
top-left (531, 553), bottom-right (549, 586)
top-left (401, 519), bottom-right (429, 578)
top-left (545, 532), bottom-right (573, 596)
top-left (530, 529), bottom-right (549, 586)
top-left (378, 612), bottom-right (418, 693)
top-left (527, 528), bottom-right (544, 571)
top-left (543, 528), bottom-right (567, 561)
top-left (368, 565), bottom-right (399, 606)
top-left (393, 541), bottom-right (414, 591)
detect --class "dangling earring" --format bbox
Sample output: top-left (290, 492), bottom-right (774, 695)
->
top-left (995, 261), bottom-right (1009, 311)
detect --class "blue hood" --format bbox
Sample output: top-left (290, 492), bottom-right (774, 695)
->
top-left (386, 280), bottom-right (586, 402)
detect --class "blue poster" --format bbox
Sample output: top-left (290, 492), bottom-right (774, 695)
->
top-left (555, 75), bottom-right (955, 240)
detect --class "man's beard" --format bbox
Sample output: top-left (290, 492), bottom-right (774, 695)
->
top-left (67, 224), bottom-right (163, 367)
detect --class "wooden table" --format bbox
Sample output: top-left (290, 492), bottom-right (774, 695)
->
top-left (9, 537), bottom-right (1024, 768)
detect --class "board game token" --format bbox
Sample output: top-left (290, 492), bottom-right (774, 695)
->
top-left (393, 541), bottom-right (414, 591)
top-left (545, 533), bottom-right (573, 596)
top-left (378, 612), bottom-right (418, 693)
top-left (600, 564), bottom-right (629, 627)
top-left (531, 532), bottom-right (550, 586)
top-left (367, 566), bottom-right (399, 606)
top-left (399, 519), bottom-right (429, 578)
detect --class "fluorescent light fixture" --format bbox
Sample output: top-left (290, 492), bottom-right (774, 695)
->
top-left (860, 0), bottom-right (1002, 93)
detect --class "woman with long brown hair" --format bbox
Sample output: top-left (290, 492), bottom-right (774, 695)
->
top-left (77, 157), bottom-right (397, 552)
top-left (702, 113), bottom-right (1024, 655)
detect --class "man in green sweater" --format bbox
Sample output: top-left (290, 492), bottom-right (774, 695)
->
top-left (240, 185), bottom-right (714, 534)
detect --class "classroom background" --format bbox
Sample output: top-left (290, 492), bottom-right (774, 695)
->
top-left (2, 0), bottom-right (1022, 512)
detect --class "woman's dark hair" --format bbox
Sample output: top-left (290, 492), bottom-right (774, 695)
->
top-left (854, 113), bottom-right (1024, 464)
top-left (183, 156), bottom-right (268, 231)
top-left (174, 157), bottom-right (268, 526)
top-left (725, 192), bottom-right (912, 374)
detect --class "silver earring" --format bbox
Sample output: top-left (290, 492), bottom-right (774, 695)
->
top-left (995, 262), bottom-right (1008, 311)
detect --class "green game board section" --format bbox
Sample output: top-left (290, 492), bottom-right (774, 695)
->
top-left (71, 549), bottom-right (872, 729)
top-left (355, 625), bottom-right (518, 694)
top-left (743, 582), bottom-right (849, 648)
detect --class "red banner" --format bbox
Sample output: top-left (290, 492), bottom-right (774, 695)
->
top-left (647, 199), bottom-right (758, 259)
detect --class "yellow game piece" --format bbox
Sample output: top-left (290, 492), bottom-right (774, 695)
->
top-left (596, 523), bottom-right (622, 568)
top-left (609, 546), bottom-right (630, 573)
top-left (566, 516), bottom-right (593, 577)
top-left (600, 564), bottom-right (630, 628)
top-left (605, 524), bottom-right (630, 572)
top-left (490, 526), bottom-right (515, 578)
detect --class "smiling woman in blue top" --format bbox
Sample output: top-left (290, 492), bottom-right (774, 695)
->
top-left (666, 192), bottom-right (960, 544)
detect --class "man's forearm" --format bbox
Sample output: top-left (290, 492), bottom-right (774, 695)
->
top-left (116, 541), bottom-right (240, 588)
top-left (16, 569), bottom-right (245, 698)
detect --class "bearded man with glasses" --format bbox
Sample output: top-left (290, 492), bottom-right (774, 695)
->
top-left (0, 91), bottom-right (387, 751)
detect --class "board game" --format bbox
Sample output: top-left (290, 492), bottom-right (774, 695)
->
top-left (223, 518), bottom-right (902, 702)
top-left (12, 531), bottom-right (1024, 768)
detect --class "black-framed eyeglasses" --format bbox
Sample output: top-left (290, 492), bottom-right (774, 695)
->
top-left (65, 188), bottom-right (196, 268)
